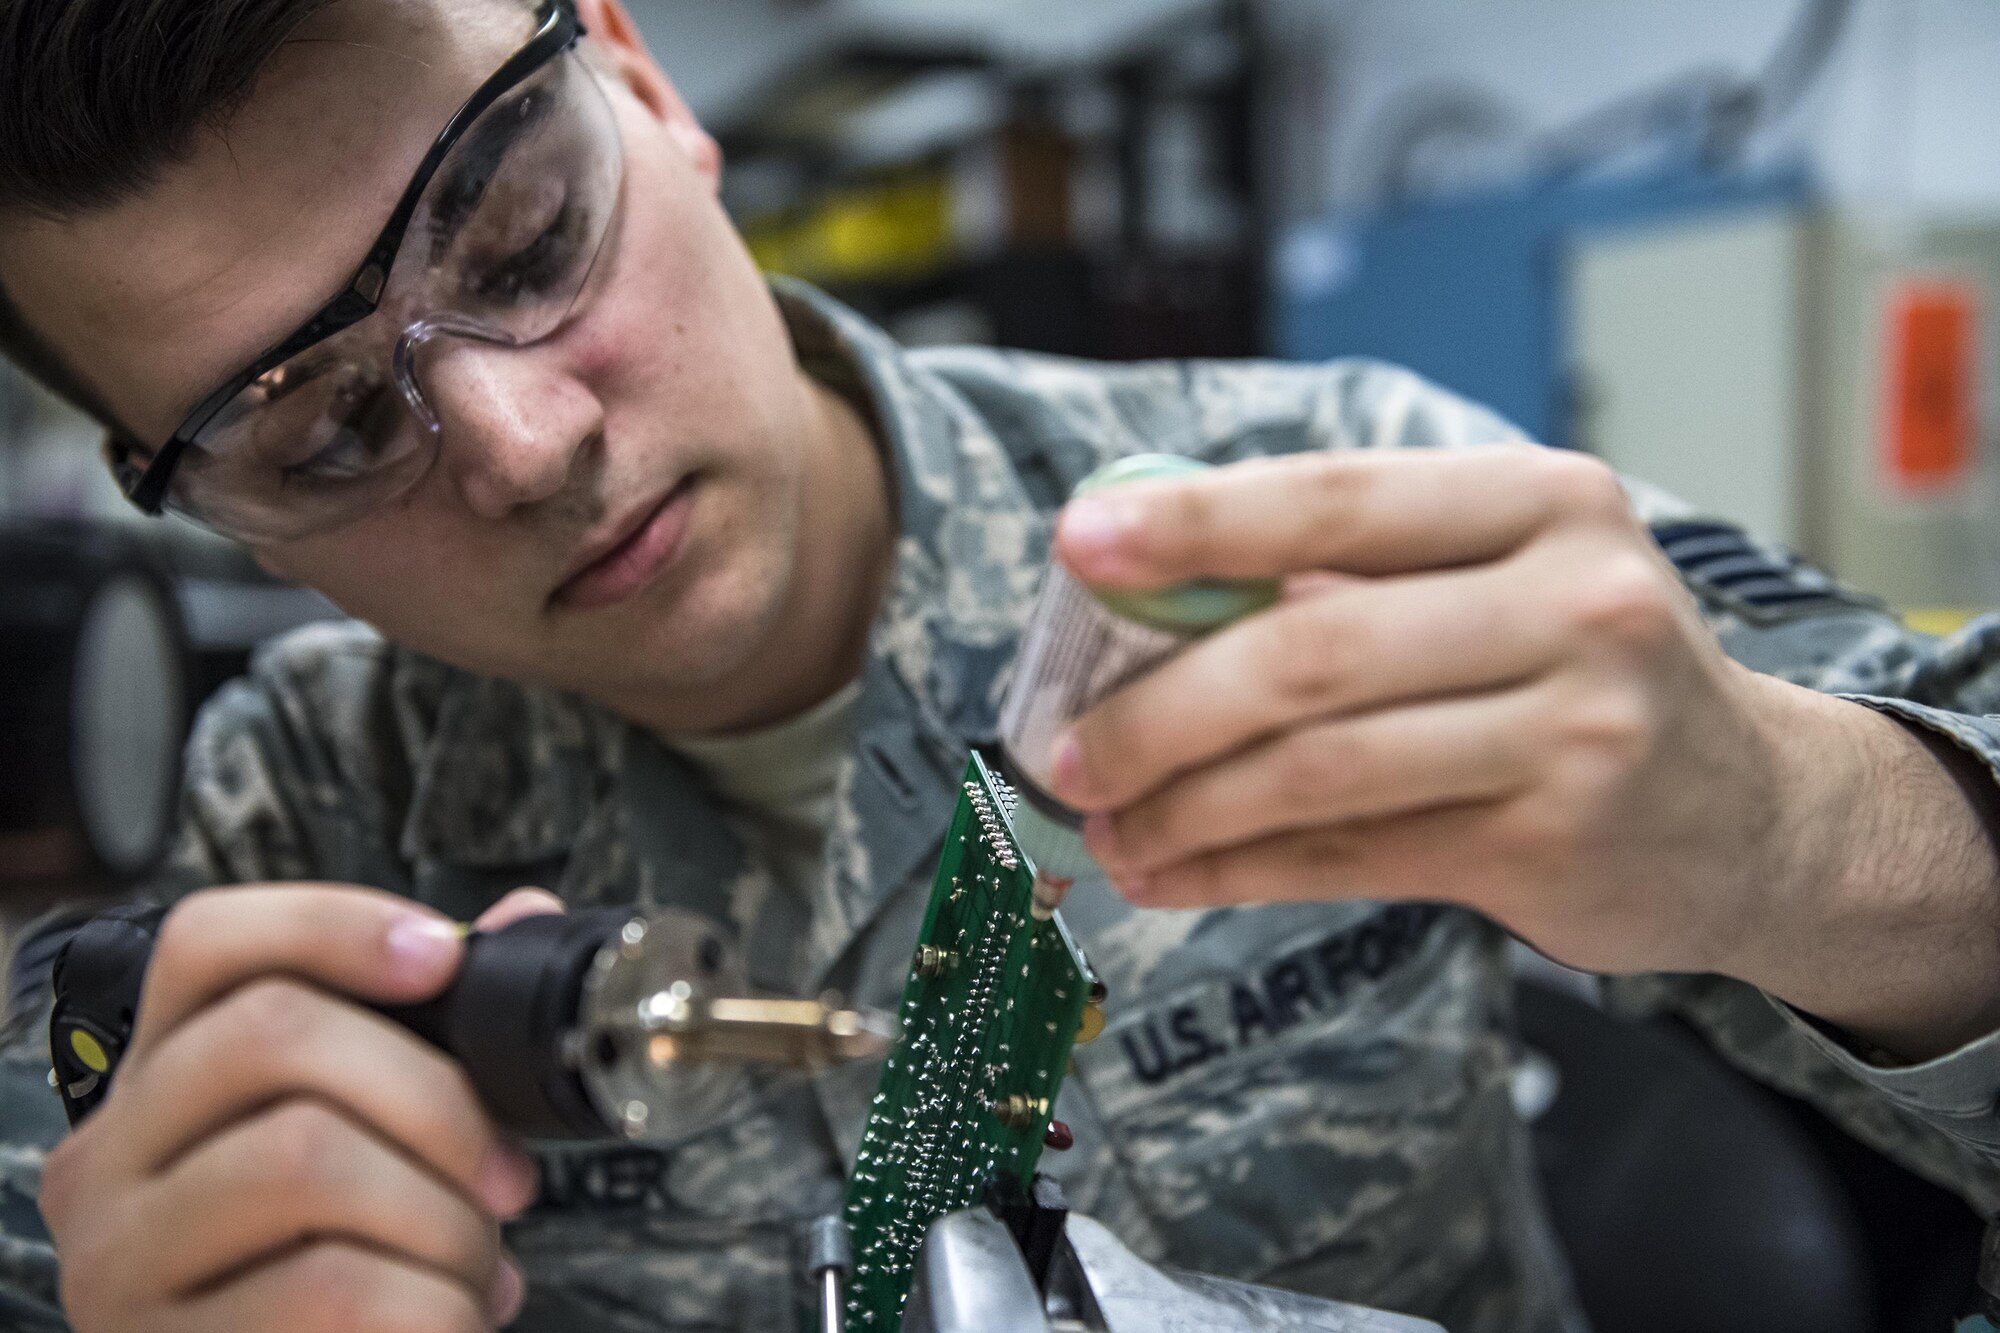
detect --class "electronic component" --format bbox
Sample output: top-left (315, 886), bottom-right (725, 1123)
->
top-left (841, 753), bottom-right (1094, 1329)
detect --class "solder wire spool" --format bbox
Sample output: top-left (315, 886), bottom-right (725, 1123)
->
top-left (998, 454), bottom-right (1278, 901)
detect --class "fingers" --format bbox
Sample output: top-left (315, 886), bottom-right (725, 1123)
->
top-left (131, 885), bottom-right (466, 1054)
top-left (154, 1242), bottom-right (495, 1333)
top-left (144, 1100), bottom-right (505, 1309)
top-left (1056, 557), bottom-right (1565, 810)
top-left (1056, 445), bottom-right (1629, 588)
top-left (1115, 800), bottom-right (1500, 911)
top-left (473, 888), bottom-right (565, 933)
top-left (116, 978), bottom-right (536, 1217)
top-left (1084, 685), bottom-right (1546, 879)
top-left (44, 883), bottom-right (546, 1333)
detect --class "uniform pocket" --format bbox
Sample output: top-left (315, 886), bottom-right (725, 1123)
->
top-left (1068, 905), bottom-right (1513, 1286)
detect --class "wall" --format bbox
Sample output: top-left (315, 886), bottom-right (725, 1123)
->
top-left (1262, 0), bottom-right (2000, 224)
top-left (1246, 1), bottom-right (2000, 608)
top-left (627, 1), bottom-right (838, 124)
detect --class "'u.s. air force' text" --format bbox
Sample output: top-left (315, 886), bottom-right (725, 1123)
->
top-left (1118, 904), bottom-right (1444, 1086)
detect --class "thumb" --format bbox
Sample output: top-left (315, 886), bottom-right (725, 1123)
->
top-left (474, 887), bottom-right (566, 933)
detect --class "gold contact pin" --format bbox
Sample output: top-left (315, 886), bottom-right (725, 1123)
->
top-left (989, 1093), bottom-right (1049, 1131)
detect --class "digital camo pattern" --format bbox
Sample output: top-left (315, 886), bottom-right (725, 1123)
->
top-left (4, 279), bottom-right (2000, 1330)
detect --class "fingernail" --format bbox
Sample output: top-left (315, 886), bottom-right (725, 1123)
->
top-left (1061, 498), bottom-right (1137, 566)
top-left (477, 1144), bottom-right (540, 1217)
top-left (489, 1256), bottom-right (526, 1326)
top-left (1051, 732), bottom-right (1087, 802)
top-left (1082, 813), bottom-right (1122, 867)
top-left (385, 915), bottom-right (460, 982)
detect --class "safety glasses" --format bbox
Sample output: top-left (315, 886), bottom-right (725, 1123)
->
top-left (115, 0), bottom-right (623, 542)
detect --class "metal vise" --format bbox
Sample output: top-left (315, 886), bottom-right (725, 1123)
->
top-left (890, 1180), bottom-right (1445, 1333)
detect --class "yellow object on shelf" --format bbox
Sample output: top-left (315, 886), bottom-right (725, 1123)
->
top-left (744, 169), bottom-right (955, 286)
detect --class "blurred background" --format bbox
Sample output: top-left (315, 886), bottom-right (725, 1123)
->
top-left (4, 2), bottom-right (1998, 1327)
top-left (12, 0), bottom-right (2000, 620)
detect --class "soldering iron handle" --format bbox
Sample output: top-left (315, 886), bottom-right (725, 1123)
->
top-left (45, 901), bottom-right (165, 1127)
top-left (377, 908), bottom-right (628, 1138)
top-left (46, 900), bottom-right (631, 1139)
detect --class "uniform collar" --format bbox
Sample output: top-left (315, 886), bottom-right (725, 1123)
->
top-left (769, 277), bottom-right (1049, 745)
top-left (769, 279), bottom-right (1051, 983)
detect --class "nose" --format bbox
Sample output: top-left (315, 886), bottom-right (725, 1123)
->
top-left (417, 337), bottom-right (604, 521)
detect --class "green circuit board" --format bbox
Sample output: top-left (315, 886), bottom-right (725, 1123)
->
top-left (841, 753), bottom-right (1092, 1329)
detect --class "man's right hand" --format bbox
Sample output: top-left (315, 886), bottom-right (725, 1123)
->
top-left (39, 885), bottom-right (547, 1333)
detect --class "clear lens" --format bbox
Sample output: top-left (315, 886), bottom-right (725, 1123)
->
top-left (170, 360), bottom-right (432, 537)
top-left (167, 54), bottom-right (622, 542)
top-left (401, 55), bottom-right (621, 338)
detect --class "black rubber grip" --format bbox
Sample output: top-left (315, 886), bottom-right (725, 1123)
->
top-left (378, 910), bottom-right (626, 1138)
top-left (47, 903), bottom-right (629, 1139)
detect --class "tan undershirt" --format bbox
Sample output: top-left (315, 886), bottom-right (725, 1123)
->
top-left (667, 681), bottom-right (860, 902)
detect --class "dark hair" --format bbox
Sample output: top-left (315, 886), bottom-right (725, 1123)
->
top-left (0, 0), bottom-right (340, 434)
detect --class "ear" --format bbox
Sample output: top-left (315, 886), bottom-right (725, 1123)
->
top-left (573, 0), bottom-right (723, 191)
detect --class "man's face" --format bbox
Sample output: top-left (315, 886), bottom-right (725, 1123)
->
top-left (0, 0), bottom-right (822, 710)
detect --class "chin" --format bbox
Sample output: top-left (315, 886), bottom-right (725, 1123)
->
top-left (594, 532), bottom-right (794, 699)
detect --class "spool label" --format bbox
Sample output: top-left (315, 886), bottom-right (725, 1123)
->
top-left (999, 566), bottom-right (1186, 801)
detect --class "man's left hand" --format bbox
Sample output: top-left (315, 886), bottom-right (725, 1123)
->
top-left (1048, 446), bottom-right (2000, 1057)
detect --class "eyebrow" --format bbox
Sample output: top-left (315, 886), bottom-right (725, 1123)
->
top-left (166, 82), bottom-right (554, 432)
top-left (426, 84), bottom-right (556, 261)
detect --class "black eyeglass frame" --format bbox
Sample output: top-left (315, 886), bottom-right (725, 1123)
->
top-left (123, 0), bottom-right (584, 515)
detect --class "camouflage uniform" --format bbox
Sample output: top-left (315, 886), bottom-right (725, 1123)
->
top-left (5, 278), bottom-right (2000, 1331)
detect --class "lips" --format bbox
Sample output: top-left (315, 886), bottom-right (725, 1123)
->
top-left (553, 475), bottom-right (699, 612)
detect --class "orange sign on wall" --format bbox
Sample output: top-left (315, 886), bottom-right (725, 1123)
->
top-left (1884, 280), bottom-right (1979, 494)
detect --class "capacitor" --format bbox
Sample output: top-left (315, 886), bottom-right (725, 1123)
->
top-left (997, 455), bottom-right (1277, 916)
